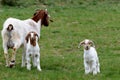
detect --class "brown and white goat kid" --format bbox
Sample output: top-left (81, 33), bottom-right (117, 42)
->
top-left (78, 39), bottom-right (100, 75)
top-left (24, 31), bottom-right (41, 71)
top-left (1, 9), bottom-right (51, 67)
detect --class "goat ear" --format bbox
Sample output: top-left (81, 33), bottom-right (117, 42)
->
top-left (78, 41), bottom-right (85, 48)
top-left (89, 40), bottom-right (95, 47)
top-left (35, 33), bottom-right (38, 37)
top-left (25, 34), bottom-right (30, 43)
top-left (35, 33), bottom-right (39, 41)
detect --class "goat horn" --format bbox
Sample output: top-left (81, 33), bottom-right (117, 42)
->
top-left (45, 9), bottom-right (47, 11)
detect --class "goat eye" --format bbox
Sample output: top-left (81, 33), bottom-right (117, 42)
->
top-left (33, 11), bottom-right (39, 16)
top-left (82, 42), bottom-right (85, 44)
top-left (33, 13), bottom-right (36, 15)
top-left (88, 42), bottom-right (91, 45)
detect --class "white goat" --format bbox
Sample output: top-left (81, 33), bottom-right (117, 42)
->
top-left (78, 39), bottom-right (100, 75)
top-left (24, 31), bottom-right (41, 71)
top-left (1, 9), bottom-right (50, 67)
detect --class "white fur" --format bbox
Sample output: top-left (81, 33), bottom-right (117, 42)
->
top-left (24, 32), bottom-right (41, 71)
top-left (79, 39), bottom-right (100, 75)
top-left (1, 17), bottom-right (41, 67)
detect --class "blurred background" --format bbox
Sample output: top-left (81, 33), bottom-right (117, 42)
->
top-left (0, 0), bottom-right (119, 7)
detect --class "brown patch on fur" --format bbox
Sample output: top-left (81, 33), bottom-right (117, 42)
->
top-left (25, 31), bottom-right (38, 46)
top-left (7, 24), bottom-right (13, 31)
top-left (88, 41), bottom-right (95, 47)
top-left (32, 9), bottom-right (49, 26)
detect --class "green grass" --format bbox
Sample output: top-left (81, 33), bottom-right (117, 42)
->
top-left (0, 0), bottom-right (120, 80)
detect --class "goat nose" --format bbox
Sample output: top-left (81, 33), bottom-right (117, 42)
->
top-left (86, 46), bottom-right (89, 50)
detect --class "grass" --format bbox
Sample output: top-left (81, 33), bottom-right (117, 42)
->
top-left (0, 0), bottom-right (120, 80)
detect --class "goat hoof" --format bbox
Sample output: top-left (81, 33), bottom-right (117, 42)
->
top-left (9, 64), bottom-right (14, 68)
top-left (5, 65), bottom-right (9, 67)
top-left (9, 60), bottom-right (15, 68)
top-left (38, 69), bottom-right (42, 71)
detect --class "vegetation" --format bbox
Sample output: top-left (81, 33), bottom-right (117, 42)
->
top-left (0, 0), bottom-right (120, 80)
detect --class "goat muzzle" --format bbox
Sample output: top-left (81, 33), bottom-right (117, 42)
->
top-left (85, 46), bottom-right (89, 50)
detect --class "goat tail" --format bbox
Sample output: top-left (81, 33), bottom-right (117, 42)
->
top-left (6, 24), bottom-right (14, 49)
top-left (7, 24), bottom-right (14, 31)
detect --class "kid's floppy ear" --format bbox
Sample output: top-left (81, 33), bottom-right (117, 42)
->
top-left (78, 40), bottom-right (85, 48)
top-left (35, 33), bottom-right (38, 37)
top-left (89, 40), bottom-right (95, 47)
top-left (25, 33), bottom-right (30, 43)
top-left (35, 33), bottom-right (39, 41)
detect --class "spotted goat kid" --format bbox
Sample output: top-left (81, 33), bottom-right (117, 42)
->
top-left (24, 31), bottom-right (41, 71)
top-left (78, 39), bottom-right (100, 75)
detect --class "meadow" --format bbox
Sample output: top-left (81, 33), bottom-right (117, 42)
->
top-left (0, 0), bottom-right (120, 80)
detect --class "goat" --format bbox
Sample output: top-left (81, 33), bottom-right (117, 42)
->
top-left (1, 9), bottom-right (50, 67)
top-left (78, 39), bottom-right (100, 75)
top-left (24, 31), bottom-right (41, 71)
